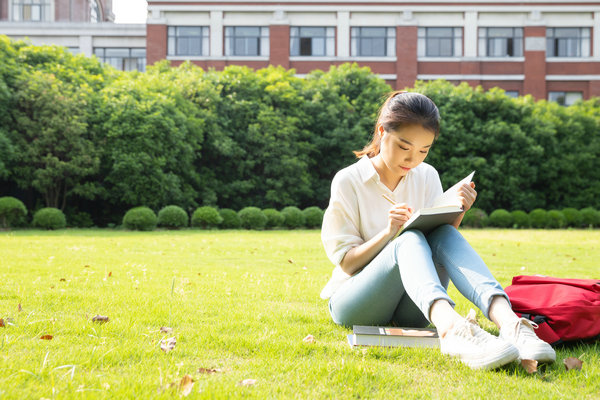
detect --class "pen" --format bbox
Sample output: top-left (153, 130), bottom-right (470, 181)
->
top-left (382, 194), bottom-right (396, 205)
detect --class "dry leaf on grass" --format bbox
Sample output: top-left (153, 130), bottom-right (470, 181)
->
top-left (40, 334), bottom-right (53, 340)
top-left (239, 379), bottom-right (257, 387)
top-left (108, 271), bottom-right (112, 277)
top-left (84, 265), bottom-right (90, 268)
top-left (0, 319), bottom-right (5, 328)
top-left (564, 357), bottom-right (583, 371)
top-left (287, 259), bottom-right (294, 264)
top-left (160, 337), bottom-right (177, 352)
top-left (198, 367), bottom-right (221, 375)
top-left (160, 326), bottom-right (173, 334)
top-left (303, 334), bottom-right (316, 344)
top-left (18, 303), bottom-right (22, 312)
top-left (521, 359), bottom-right (538, 374)
top-left (92, 315), bottom-right (109, 323)
top-left (179, 375), bottom-right (194, 396)
top-left (60, 278), bottom-right (66, 282)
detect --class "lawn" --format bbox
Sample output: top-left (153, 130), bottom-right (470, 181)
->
top-left (1, 229), bottom-right (599, 399)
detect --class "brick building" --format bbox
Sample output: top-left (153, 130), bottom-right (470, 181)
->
top-left (0, 0), bottom-right (146, 71)
top-left (146, 0), bottom-right (600, 104)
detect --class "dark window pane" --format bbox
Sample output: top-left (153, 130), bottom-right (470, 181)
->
top-left (300, 37), bottom-right (312, 55)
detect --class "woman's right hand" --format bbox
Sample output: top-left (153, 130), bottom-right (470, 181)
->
top-left (386, 203), bottom-right (413, 238)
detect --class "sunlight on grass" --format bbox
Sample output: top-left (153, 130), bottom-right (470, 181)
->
top-left (0, 229), bottom-right (598, 398)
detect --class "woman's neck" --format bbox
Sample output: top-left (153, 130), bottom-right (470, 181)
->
top-left (370, 155), bottom-right (402, 192)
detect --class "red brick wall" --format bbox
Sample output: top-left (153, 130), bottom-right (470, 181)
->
top-left (547, 81), bottom-right (589, 99)
top-left (55, 0), bottom-right (70, 21)
top-left (147, 24), bottom-right (167, 66)
top-left (589, 81), bottom-right (600, 97)
top-left (0, 0), bottom-right (7, 21)
top-left (523, 26), bottom-right (547, 100)
top-left (396, 26), bottom-right (417, 90)
top-left (269, 25), bottom-right (290, 69)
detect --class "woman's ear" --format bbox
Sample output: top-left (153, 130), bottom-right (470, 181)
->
top-left (377, 124), bottom-right (385, 137)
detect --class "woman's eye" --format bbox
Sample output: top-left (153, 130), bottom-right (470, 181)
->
top-left (420, 150), bottom-right (428, 154)
top-left (399, 146), bottom-right (409, 151)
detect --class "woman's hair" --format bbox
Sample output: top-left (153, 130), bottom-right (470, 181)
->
top-left (354, 91), bottom-right (440, 158)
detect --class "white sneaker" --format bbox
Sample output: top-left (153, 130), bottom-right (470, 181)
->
top-left (440, 310), bottom-right (520, 370)
top-left (499, 318), bottom-right (556, 363)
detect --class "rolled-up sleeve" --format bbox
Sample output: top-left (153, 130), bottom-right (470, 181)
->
top-left (321, 174), bottom-right (364, 266)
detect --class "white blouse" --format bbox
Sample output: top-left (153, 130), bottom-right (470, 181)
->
top-left (320, 155), bottom-right (443, 299)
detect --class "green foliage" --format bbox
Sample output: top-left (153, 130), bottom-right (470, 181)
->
top-left (157, 205), bottom-right (188, 229)
top-left (219, 208), bottom-right (242, 229)
top-left (546, 210), bottom-right (566, 229)
top-left (529, 209), bottom-right (548, 229)
top-left (281, 206), bottom-right (306, 229)
top-left (488, 209), bottom-right (513, 228)
top-left (303, 206), bottom-right (324, 228)
top-left (66, 210), bottom-right (94, 228)
top-left (122, 206), bottom-right (157, 231)
top-left (580, 207), bottom-right (600, 228)
top-left (191, 206), bottom-right (222, 229)
top-left (461, 208), bottom-right (488, 228)
top-left (0, 196), bottom-right (27, 228)
top-left (263, 208), bottom-right (284, 229)
top-left (238, 207), bottom-right (267, 230)
top-left (32, 207), bottom-right (66, 229)
top-left (510, 210), bottom-right (530, 229)
top-left (561, 208), bottom-right (583, 228)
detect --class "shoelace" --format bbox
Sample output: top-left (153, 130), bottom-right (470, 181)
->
top-left (512, 318), bottom-right (540, 344)
top-left (452, 317), bottom-right (496, 346)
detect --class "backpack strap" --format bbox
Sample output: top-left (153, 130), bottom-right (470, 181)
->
top-left (519, 313), bottom-right (562, 346)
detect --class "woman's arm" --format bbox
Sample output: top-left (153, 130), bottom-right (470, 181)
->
top-left (339, 203), bottom-right (412, 275)
top-left (452, 182), bottom-right (477, 229)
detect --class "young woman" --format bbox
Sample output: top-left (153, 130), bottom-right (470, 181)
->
top-left (320, 91), bottom-right (555, 370)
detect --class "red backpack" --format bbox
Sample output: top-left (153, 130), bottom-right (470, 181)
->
top-left (504, 275), bottom-right (600, 345)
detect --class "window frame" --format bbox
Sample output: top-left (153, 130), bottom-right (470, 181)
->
top-left (224, 26), bottom-right (270, 57)
top-left (418, 27), bottom-right (463, 58)
top-left (546, 27), bottom-right (590, 58)
top-left (11, 0), bottom-right (50, 22)
top-left (94, 47), bottom-right (147, 72)
top-left (478, 27), bottom-right (523, 57)
top-left (350, 27), bottom-right (396, 57)
top-left (548, 91), bottom-right (583, 106)
top-left (167, 26), bottom-right (210, 57)
top-left (290, 26), bottom-right (335, 57)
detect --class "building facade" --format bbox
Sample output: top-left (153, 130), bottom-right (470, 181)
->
top-left (0, 0), bottom-right (147, 71)
top-left (146, 0), bottom-right (600, 103)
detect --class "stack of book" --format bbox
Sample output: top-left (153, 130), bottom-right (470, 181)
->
top-left (347, 325), bottom-right (440, 348)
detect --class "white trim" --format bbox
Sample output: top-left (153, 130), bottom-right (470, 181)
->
top-left (209, 11), bottom-right (223, 57)
top-left (546, 57), bottom-right (599, 62)
top-left (464, 11), bottom-right (478, 58)
top-left (148, 1), bottom-right (600, 4)
top-left (166, 56), bottom-right (270, 61)
top-left (289, 56), bottom-right (338, 61)
top-left (417, 57), bottom-right (464, 62)
top-left (418, 74), bottom-right (524, 80)
top-left (594, 12), bottom-right (600, 57)
top-left (343, 56), bottom-right (397, 62)
top-left (337, 11), bottom-right (350, 58)
top-left (478, 57), bottom-right (525, 62)
top-left (294, 73), bottom-right (397, 79)
top-left (546, 75), bottom-right (600, 81)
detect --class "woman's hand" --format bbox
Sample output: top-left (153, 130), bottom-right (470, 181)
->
top-left (458, 182), bottom-right (477, 212)
top-left (386, 203), bottom-right (413, 238)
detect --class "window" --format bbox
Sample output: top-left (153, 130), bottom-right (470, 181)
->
top-left (547, 28), bottom-right (590, 57)
top-left (548, 91), bottom-right (582, 106)
top-left (290, 27), bottom-right (335, 57)
top-left (94, 48), bottom-right (146, 72)
top-left (418, 27), bottom-right (463, 57)
top-left (225, 27), bottom-right (269, 56)
top-left (12, 0), bottom-right (50, 22)
top-left (479, 28), bottom-right (523, 57)
top-left (351, 27), bottom-right (395, 57)
top-left (504, 91), bottom-right (519, 98)
top-left (168, 26), bottom-right (209, 57)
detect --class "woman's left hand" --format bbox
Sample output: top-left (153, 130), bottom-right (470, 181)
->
top-left (458, 182), bottom-right (477, 211)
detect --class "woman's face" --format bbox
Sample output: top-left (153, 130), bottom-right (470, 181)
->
top-left (378, 123), bottom-right (436, 178)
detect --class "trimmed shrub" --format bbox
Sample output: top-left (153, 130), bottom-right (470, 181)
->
top-left (263, 208), bottom-right (284, 229)
top-left (238, 207), bottom-right (267, 230)
top-left (511, 210), bottom-right (530, 229)
top-left (580, 207), bottom-right (600, 228)
top-left (546, 210), bottom-right (566, 229)
top-left (0, 196), bottom-right (28, 228)
top-left (122, 206), bottom-right (157, 231)
top-left (281, 206), bottom-right (305, 229)
top-left (191, 206), bottom-right (222, 228)
top-left (561, 208), bottom-right (583, 228)
top-left (488, 209), bottom-right (513, 228)
top-left (219, 208), bottom-right (241, 229)
top-left (303, 206), bottom-right (324, 228)
top-left (158, 205), bottom-right (188, 229)
top-left (528, 209), bottom-right (548, 229)
top-left (32, 207), bottom-right (67, 230)
top-left (461, 208), bottom-right (488, 228)
top-left (66, 211), bottom-right (94, 228)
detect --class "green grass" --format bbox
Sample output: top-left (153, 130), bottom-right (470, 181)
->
top-left (0, 229), bottom-right (599, 399)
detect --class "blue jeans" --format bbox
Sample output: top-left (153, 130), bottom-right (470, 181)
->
top-left (329, 224), bottom-right (510, 328)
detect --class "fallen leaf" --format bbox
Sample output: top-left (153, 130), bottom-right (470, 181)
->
top-left (60, 278), bottom-right (66, 282)
top-left (303, 334), bottom-right (316, 344)
top-left (160, 326), bottom-right (173, 334)
top-left (198, 367), bottom-right (221, 375)
top-left (521, 359), bottom-right (538, 374)
top-left (287, 259), bottom-right (294, 264)
top-left (179, 375), bottom-right (194, 396)
top-left (84, 265), bottom-right (90, 268)
top-left (50, 286), bottom-right (55, 289)
top-left (0, 319), bottom-right (4, 327)
top-left (160, 337), bottom-right (177, 352)
top-left (239, 379), bottom-right (257, 387)
top-left (40, 334), bottom-right (53, 340)
top-left (92, 315), bottom-right (110, 323)
top-left (492, 253), bottom-right (496, 256)
top-left (18, 303), bottom-right (22, 312)
top-left (108, 272), bottom-right (112, 277)
top-left (564, 357), bottom-right (583, 371)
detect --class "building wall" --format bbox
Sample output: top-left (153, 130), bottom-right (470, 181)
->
top-left (146, 0), bottom-right (600, 101)
top-left (0, 0), bottom-right (113, 22)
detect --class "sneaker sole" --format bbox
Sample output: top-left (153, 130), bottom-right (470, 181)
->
top-left (518, 346), bottom-right (556, 363)
top-left (447, 343), bottom-right (520, 370)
